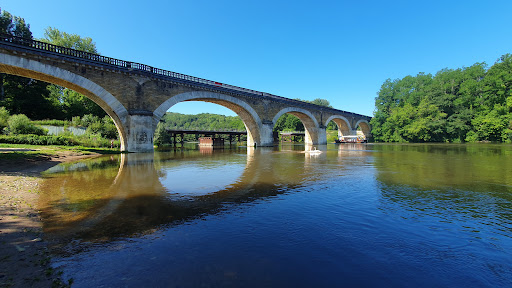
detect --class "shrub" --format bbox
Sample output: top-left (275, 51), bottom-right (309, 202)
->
top-left (0, 107), bottom-right (9, 132)
top-left (81, 114), bottom-right (99, 127)
top-left (87, 121), bottom-right (103, 135)
top-left (31, 119), bottom-right (71, 126)
top-left (0, 134), bottom-right (119, 147)
top-left (72, 116), bottom-right (82, 127)
top-left (7, 114), bottom-right (47, 135)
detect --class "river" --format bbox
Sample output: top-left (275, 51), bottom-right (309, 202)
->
top-left (38, 143), bottom-right (512, 287)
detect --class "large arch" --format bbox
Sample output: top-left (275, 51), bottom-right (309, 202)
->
top-left (0, 53), bottom-right (130, 150)
top-left (355, 120), bottom-right (371, 138)
top-left (325, 115), bottom-right (352, 138)
top-left (153, 91), bottom-right (263, 146)
top-left (272, 107), bottom-right (319, 145)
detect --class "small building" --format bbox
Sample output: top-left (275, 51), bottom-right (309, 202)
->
top-left (199, 137), bottom-right (224, 147)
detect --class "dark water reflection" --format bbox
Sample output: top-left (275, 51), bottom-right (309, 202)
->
top-left (39, 144), bottom-right (512, 287)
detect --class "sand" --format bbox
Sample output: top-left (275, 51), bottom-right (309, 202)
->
top-left (0, 149), bottom-right (100, 287)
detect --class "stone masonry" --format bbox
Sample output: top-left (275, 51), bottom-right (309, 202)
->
top-left (0, 40), bottom-right (371, 152)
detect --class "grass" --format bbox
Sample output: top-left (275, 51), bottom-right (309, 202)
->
top-left (0, 144), bottom-right (122, 162)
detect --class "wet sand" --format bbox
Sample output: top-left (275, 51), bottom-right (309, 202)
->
top-left (0, 149), bottom-right (100, 287)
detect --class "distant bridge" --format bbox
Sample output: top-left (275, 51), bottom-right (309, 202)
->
top-left (0, 34), bottom-right (372, 152)
top-left (166, 129), bottom-right (247, 145)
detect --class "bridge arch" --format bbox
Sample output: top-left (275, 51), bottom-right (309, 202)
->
top-left (355, 119), bottom-right (371, 138)
top-left (154, 91), bottom-right (263, 146)
top-left (272, 107), bottom-right (319, 145)
top-left (0, 53), bottom-right (130, 150)
top-left (325, 115), bottom-right (352, 138)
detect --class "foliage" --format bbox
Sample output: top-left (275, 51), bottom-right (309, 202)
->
top-left (371, 55), bottom-right (512, 143)
top-left (273, 98), bottom-right (333, 132)
top-left (5, 114), bottom-right (47, 135)
top-left (0, 134), bottom-right (78, 145)
top-left (45, 85), bottom-right (106, 119)
top-left (31, 119), bottom-right (71, 126)
top-left (0, 8), bottom-right (32, 38)
top-left (273, 114), bottom-right (304, 132)
top-left (327, 130), bottom-right (338, 143)
top-left (153, 122), bottom-right (172, 146)
top-left (0, 9), bottom-right (106, 122)
top-left (0, 9), bottom-right (105, 121)
top-left (0, 106), bottom-right (9, 130)
top-left (160, 112), bottom-right (245, 131)
top-left (40, 28), bottom-right (106, 120)
top-left (301, 98), bottom-right (333, 108)
top-left (0, 134), bottom-right (119, 148)
top-left (41, 27), bottom-right (98, 53)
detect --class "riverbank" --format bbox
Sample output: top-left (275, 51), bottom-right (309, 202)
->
top-left (0, 145), bottom-right (117, 287)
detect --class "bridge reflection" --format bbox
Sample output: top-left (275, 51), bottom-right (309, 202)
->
top-left (38, 148), bottom-right (325, 247)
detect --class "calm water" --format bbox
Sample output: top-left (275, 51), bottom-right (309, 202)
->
top-left (39, 144), bottom-right (512, 287)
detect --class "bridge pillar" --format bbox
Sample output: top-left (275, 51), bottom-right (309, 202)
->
top-left (125, 113), bottom-right (155, 153)
top-left (258, 121), bottom-right (274, 147)
top-left (317, 126), bottom-right (327, 145)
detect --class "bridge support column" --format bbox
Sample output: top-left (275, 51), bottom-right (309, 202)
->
top-left (317, 126), bottom-right (327, 145)
top-left (258, 121), bottom-right (274, 147)
top-left (125, 113), bottom-right (155, 153)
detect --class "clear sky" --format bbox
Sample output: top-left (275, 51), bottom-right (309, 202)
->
top-left (2, 0), bottom-right (511, 117)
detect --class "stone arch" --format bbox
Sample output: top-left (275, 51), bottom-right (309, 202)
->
top-left (154, 91), bottom-right (262, 146)
top-left (0, 53), bottom-right (130, 150)
top-left (272, 107), bottom-right (319, 145)
top-left (355, 120), bottom-right (371, 138)
top-left (325, 115), bottom-right (352, 138)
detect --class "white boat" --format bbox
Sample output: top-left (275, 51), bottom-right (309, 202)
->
top-left (305, 147), bottom-right (322, 154)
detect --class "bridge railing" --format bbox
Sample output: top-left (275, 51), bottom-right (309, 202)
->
top-left (0, 34), bottom-right (370, 118)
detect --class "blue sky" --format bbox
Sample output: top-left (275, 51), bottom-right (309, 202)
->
top-left (2, 0), bottom-right (512, 117)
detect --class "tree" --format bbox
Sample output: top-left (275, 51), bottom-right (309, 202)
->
top-left (40, 27), bottom-right (97, 53)
top-left (307, 98), bottom-right (332, 108)
top-left (371, 54), bottom-right (512, 143)
top-left (0, 9), bottom-right (61, 119)
top-left (0, 9), bottom-right (32, 38)
top-left (40, 27), bottom-right (106, 119)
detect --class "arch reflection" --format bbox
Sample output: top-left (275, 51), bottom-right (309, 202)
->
top-left (39, 148), bottom-right (312, 244)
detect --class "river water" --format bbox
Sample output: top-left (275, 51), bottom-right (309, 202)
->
top-left (39, 143), bottom-right (512, 287)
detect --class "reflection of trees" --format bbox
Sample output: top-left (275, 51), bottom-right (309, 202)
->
top-left (373, 144), bottom-right (512, 190)
top-left (39, 148), bottom-right (316, 248)
top-left (374, 144), bottom-right (512, 230)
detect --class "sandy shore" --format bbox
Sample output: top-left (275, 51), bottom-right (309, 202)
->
top-left (0, 149), bottom-right (101, 287)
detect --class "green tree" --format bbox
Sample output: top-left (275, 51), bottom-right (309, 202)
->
top-left (0, 106), bottom-right (9, 131)
top-left (40, 27), bottom-right (106, 119)
top-left (0, 9), bottom-right (32, 38)
top-left (372, 54), bottom-right (512, 143)
top-left (0, 9), bottom-right (57, 119)
top-left (40, 27), bottom-right (97, 53)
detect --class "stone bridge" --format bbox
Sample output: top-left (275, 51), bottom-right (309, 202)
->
top-left (0, 35), bottom-right (372, 152)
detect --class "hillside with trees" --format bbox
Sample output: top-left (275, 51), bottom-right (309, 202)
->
top-left (371, 55), bottom-right (512, 143)
top-left (159, 112), bottom-right (246, 131)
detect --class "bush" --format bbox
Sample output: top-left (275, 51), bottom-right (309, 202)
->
top-left (87, 121), bottom-right (103, 134)
top-left (0, 134), bottom-right (78, 145)
top-left (7, 114), bottom-right (47, 135)
top-left (0, 134), bottom-right (119, 147)
top-left (0, 107), bottom-right (9, 132)
top-left (72, 116), bottom-right (82, 127)
top-left (81, 114), bottom-right (99, 127)
top-left (31, 119), bottom-right (71, 126)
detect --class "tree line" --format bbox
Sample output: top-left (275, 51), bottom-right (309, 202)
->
top-left (371, 55), bottom-right (512, 143)
top-left (0, 8), bottom-right (106, 121)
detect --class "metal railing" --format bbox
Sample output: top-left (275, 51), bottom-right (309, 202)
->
top-left (0, 34), bottom-right (370, 118)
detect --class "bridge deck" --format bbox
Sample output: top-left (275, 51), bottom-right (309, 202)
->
top-left (0, 33), bottom-right (371, 120)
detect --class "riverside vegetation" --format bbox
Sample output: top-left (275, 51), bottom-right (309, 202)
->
top-left (371, 54), bottom-right (512, 143)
